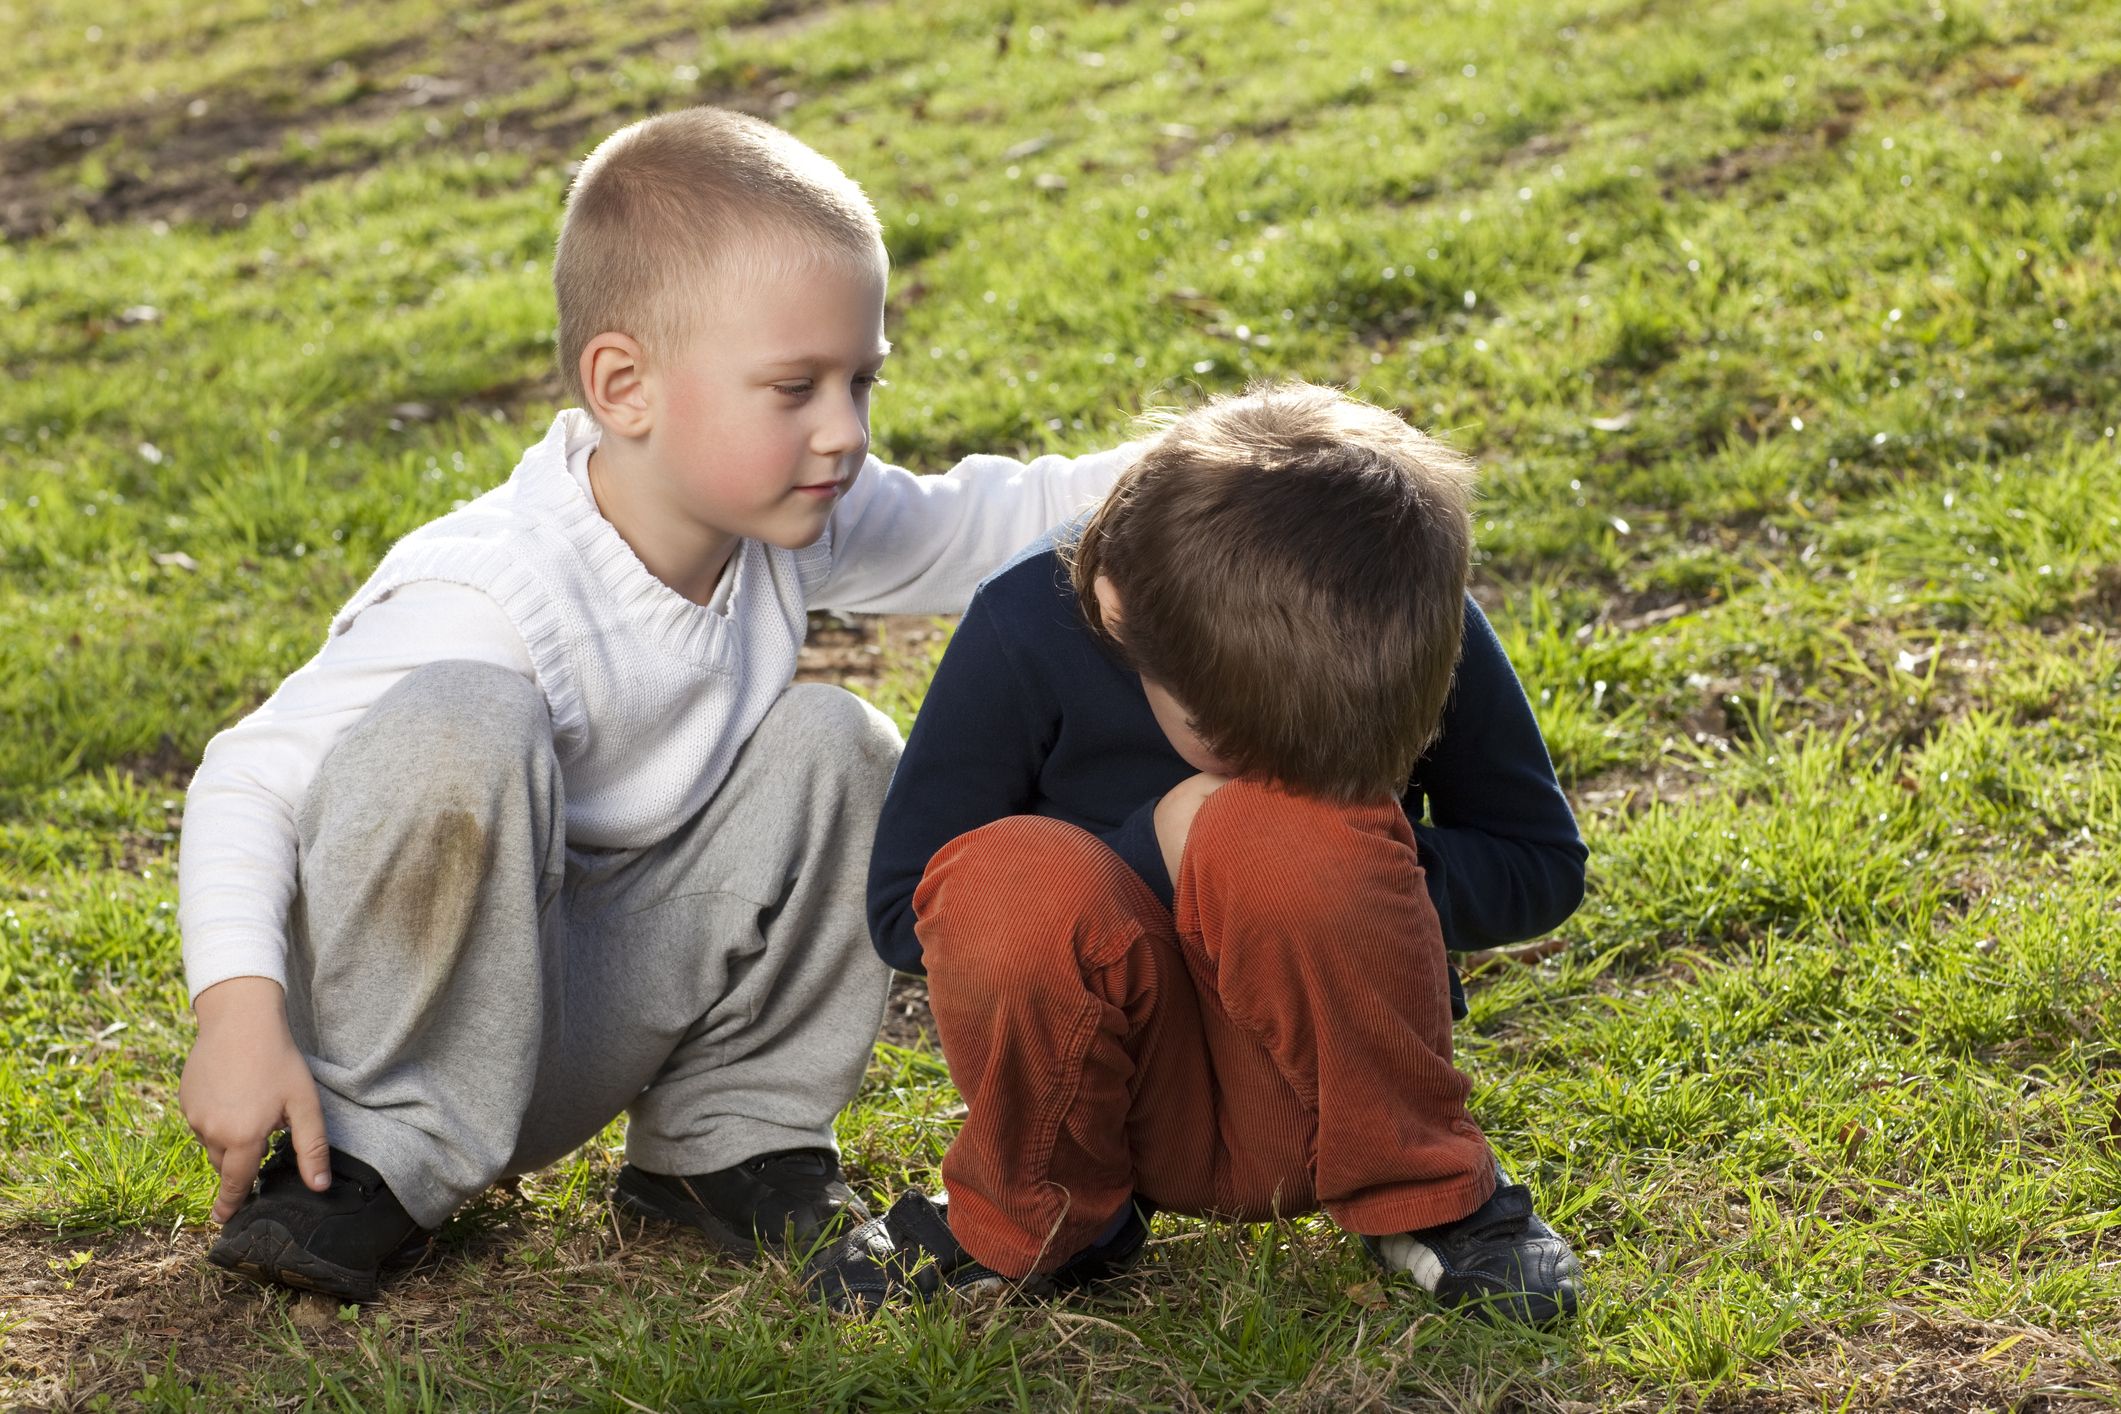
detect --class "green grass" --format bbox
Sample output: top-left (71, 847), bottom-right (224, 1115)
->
top-left (6, 0), bottom-right (2121, 1406)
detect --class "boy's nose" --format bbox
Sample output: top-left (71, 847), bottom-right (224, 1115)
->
top-left (812, 398), bottom-right (869, 459)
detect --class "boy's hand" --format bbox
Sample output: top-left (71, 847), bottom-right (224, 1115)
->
top-left (179, 976), bottom-right (332, 1223)
top-left (1153, 771), bottom-right (1230, 886)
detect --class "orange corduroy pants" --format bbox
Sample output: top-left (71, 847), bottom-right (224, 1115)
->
top-left (912, 778), bottom-right (1498, 1278)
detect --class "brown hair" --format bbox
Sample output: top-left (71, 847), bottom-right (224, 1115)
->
top-left (553, 106), bottom-right (885, 407)
top-left (1068, 381), bottom-right (1475, 801)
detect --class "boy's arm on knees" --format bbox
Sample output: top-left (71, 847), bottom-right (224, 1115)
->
top-left (866, 596), bottom-right (1050, 973)
top-left (179, 584), bottom-right (534, 1001)
top-left (809, 443), bottom-right (1139, 615)
top-left (1406, 596), bottom-right (1588, 951)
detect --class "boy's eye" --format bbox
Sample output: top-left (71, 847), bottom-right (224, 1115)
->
top-left (774, 376), bottom-right (884, 398)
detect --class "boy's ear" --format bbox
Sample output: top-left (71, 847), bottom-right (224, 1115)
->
top-left (580, 333), bottom-right (652, 437)
top-left (1091, 574), bottom-right (1126, 642)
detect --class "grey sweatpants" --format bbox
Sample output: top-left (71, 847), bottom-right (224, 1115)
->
top-left (281, 661), bottom-right (899, 1228)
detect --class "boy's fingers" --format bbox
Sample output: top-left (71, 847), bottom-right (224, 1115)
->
top-left (287, 1088), bottom-right (333, 1193)
top-left (214, 1138), bottom-right (264, 1223)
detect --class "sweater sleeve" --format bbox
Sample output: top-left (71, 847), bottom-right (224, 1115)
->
top-left (866, 594), bottom-right (1053, 973)
top-left (1095, 796), bottom-right (1171, 908)
top-left (1406, 596), bottom-right (1589, 953)
top-left (176, 583), bottom-right (535, 1002)
top-left (811, 444), bottom-right (1135, 616)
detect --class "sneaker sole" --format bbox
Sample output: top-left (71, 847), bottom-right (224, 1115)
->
top-left (208, 1218), bottom-right (382, 1304)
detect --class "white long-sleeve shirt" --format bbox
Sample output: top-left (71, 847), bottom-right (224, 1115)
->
top-left (177, 408), bottom-right (1129, 1001)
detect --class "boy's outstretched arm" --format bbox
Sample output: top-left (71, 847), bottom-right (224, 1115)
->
top-left (1406, 597), bottom-right (1589, 951)
top-left (811, 444), bottom-right (1136, 617)
top-left (866, 594), bottom-right (1050, 973)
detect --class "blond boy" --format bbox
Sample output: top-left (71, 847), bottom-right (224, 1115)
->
top-left (176, 107), bottom-right (1129, 1301)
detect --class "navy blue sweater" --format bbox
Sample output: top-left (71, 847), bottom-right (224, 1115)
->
top-left (865, 531), bottom-right (1588, 1016)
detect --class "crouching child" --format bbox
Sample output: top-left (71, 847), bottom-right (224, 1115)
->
top-left (811, 381), bottom-right (1588, 1325)
top-left (175, 106), bottom-right (1133, 1303)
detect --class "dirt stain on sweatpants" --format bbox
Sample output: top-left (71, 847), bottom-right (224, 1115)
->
top-left (377, 808), bottom-right (491, 1015)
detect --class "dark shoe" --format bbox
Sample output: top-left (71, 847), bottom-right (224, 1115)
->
top-left (804, 1190), bottom-right (1153, 1315)
top-left (207, 1140), bottom-right (431, 1303)
top-left (1049, 1196), bottom-right (1156, 1291)
top-left (803, 1189), bottom-right (1020, 1315)
top-left (1364, 1171), bottom-right (1582, 1326)
top-left (613, 1149), bottom-right (866, 1255)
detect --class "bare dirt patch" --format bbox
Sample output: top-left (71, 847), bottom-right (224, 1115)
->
top-left (2027, 65), bottom-right (2121, 122)
top-left (1728, 1309), bottom-right (2113, 1413)
top-left (794, 609), bottom-right (953, 701)
top-left (1664, 87), bottom-right (1867, 199)
top-left (0, 38), bottom-right (571, 240)
top-left (0, 0), bottom-right (850, 240)
top-left (0, 1197), bottom-right (798, 1410)
top-left (3, 1226), bottom-right (239, 1409)
top-left (880, 974), bottom-right (937, 1048)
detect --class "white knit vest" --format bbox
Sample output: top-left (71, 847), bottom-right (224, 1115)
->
top-left (331, 409), bottom-right (834, 849)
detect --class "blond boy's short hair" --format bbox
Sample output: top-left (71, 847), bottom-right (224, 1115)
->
top-left (553, 106), bottom-right (886, 407)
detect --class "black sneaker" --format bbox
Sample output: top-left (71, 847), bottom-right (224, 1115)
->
top-left (612, 1149), bottom-right (866, 1255)
top-left (1049, 1196), bottom-right (1156, 1291)
top-left (803, 1189), bottom-right (1018, 1314)
top-left (207, 1140), bottom-right (432, 1303)
top-left (804, 1190), bottom-right (1153, 1315)
top-left (1363, 1171), bottom-right (1582, 1326)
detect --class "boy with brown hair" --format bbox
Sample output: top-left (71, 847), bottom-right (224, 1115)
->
top-left (818, 381), bottom-right (1588, 1324)
top-left (175, 106), bottom-right (1133, 1302)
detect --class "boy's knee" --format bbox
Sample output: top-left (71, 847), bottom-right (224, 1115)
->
top-left (1182, 780), bottom-right (1421, 934)
top-left (325, 661), bottom-right (552, 815)
top-left (757, 682), bottom-right (902, 790)
top-left (923, 815), bottom-right (1113, 902)
top-left (375, 661), bottom-right (544, 747)
top-left (917, 817), bottom-right (1147, 982)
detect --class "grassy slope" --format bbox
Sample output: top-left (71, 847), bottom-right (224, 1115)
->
top-left (4, 0), bottom-right (2120, 1407)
